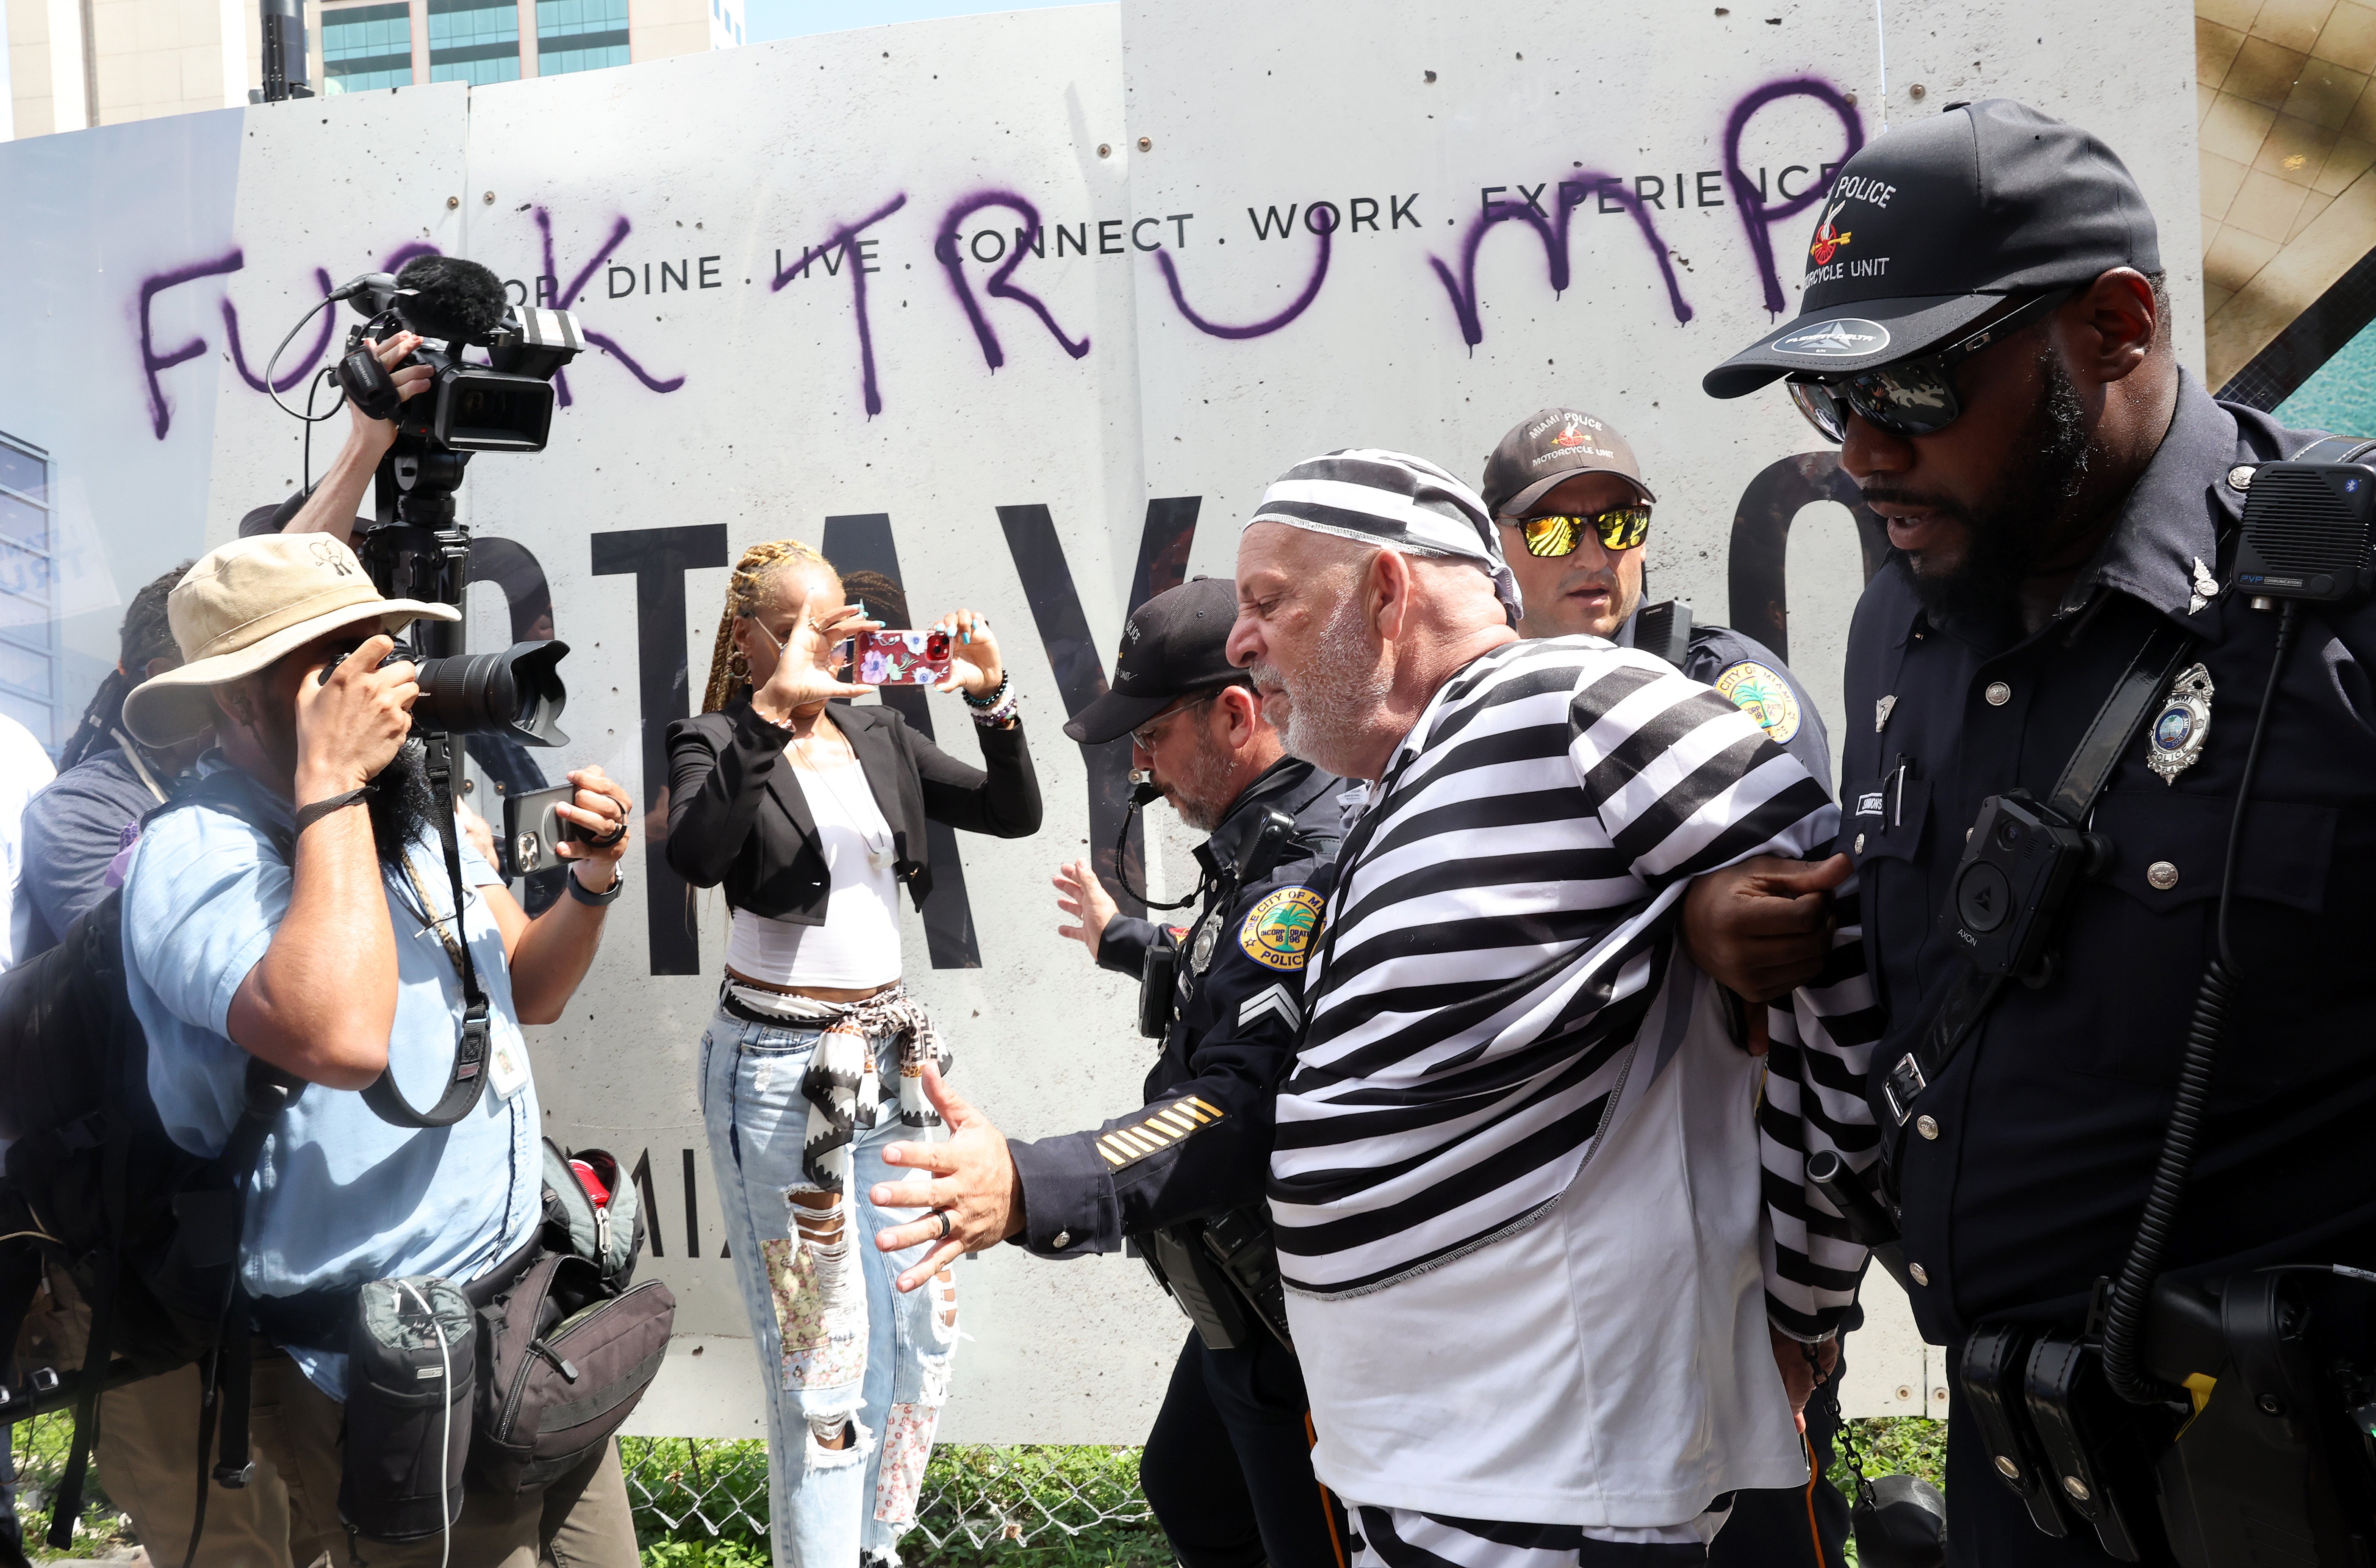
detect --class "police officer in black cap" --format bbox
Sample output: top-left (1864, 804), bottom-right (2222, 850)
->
top-left (867, 575), bottom-right (1350, 1568)
top-left (1697, 99), bottom-right (2376, 1565)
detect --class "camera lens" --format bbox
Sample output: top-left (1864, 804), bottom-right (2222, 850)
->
top-left (410, 639), bottom-right (571, 746)
top-left (1996, 820), bottom-right (2021, 850)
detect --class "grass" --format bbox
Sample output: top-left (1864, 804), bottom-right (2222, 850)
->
top-left (7, 1414), bottom-right (139, 1560)
top-left (8, 1414), bottom-right (1945, 1565)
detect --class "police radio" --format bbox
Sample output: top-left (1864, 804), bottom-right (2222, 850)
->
top-left (2232, 437), bottom-right (2376, 605)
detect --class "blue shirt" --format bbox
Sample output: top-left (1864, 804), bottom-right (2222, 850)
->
top-left (121, 765), bottom-right (541, 1399)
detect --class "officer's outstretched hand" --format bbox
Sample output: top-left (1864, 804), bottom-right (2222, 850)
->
top-left (871, 1064), bottom-right (1023, 1292)
top-left (1052, 857), bottom-right (1117, 960)
top-left (1680, 853), bottom-right (1852, 1003)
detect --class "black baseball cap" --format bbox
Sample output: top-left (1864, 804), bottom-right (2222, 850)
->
top-left (1479, 408), bottom-right (1658, 518)
top-left (1064, 575), bottom-right (1247, 745)
top-left (1704, 100), bottom-right (2160, 399)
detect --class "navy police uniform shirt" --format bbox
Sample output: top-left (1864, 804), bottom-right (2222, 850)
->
top-left (1008, 758), bottom-right (1345, 1256)
top-left (1616, 607), bottom-right (1834, 787)
top-left (1842, 371), bottom-right (2376, 1345)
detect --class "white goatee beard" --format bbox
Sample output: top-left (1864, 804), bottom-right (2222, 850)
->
top-left (1263, 594), bottom-right (1390, 770)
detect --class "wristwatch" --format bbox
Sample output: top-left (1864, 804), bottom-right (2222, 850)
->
top-left (567, 862), bottom-right (625, 907)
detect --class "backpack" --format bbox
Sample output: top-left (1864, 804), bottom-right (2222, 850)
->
top-left (0, 774), bottom-right (304, 1559)
top-left (0, 767), bottom-right (493, 1560)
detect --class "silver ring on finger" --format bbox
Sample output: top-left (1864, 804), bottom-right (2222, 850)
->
top-left (934, 1210), bottom-right (953, 1241)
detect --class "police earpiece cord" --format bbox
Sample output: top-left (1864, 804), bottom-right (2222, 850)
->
top-left (1115, 779), bottom-right (1202, 911)
top-left (2099, 601), bottom-right (2301, 1405)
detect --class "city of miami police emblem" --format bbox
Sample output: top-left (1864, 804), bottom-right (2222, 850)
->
top-left (2147, 662), bottom-right (2215, 784)
top-left (1238, 886), bottom-right (1325, 971)
top-left (1714, 661), bottom-right (1803, 746)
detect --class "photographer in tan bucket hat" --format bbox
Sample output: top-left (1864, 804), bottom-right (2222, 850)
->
top-left (110, 532), bottom-right (645, 1568)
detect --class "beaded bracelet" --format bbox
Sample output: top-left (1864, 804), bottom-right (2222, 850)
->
top-left (961, 672), bottom-right (1012, 710)
top-left (970, 685), bottom-right (1021, 728)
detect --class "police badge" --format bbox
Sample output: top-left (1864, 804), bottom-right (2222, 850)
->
top-left (1190, 910), bottom-right (1223, 973)
top-left (2147, 663), bottom-right (2214, 784)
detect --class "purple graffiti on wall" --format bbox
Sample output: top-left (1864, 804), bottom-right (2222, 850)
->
top-left (138, 249), bottom-right (246, 439)
top-left (1153, 223), bottom-right (1331, 341)
top-left (771, 194), bottom-right (909, 418)
top-left (223, 267), bottom-right (338, 396)
top-left (532, 210), bottom-right (688, 401)
top-left (1427, 172), bottom-right (1694, 349)
top-left (1724, 78), bottom-right (1864, 314)
top-left (934, 192), bottom-right (1091, 368)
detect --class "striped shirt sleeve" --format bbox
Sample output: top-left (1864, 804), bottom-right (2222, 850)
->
top-left (1759, 876), bottom-right (1883, 1340)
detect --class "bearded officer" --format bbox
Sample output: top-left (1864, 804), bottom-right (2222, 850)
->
top-left (1699, 100), bottom-right (2376, 1565)
top-left (866, 575), bottom-right (1352, 1568)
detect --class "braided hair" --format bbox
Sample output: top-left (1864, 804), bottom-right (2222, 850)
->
top-left (58, 561), bottom-right (193, 771)
top-left (700, 539), bottom-right (832, 713)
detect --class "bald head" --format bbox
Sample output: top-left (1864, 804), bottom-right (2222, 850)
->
top-left (1226, 521), bottom-right (1517, 780)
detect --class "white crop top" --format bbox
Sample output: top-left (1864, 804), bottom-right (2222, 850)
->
top-left (725, 754), bottom-right (903, 989)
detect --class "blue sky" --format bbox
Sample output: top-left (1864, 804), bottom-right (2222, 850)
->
top-left (747, 0), bottom-right (1087, 41)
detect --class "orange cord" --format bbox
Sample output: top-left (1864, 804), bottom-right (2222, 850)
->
top-left (1307, 1411), bottom-right (1349, 1568)
top-left (1801, 1429), bottom-right (1826, 1565)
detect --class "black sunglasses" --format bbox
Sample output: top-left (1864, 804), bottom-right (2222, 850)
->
top-left (1785, 288), bottom-right (2076, 443)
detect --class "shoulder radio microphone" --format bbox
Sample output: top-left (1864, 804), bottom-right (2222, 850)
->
top-left (2232, 435), bottom-right (2376, 606)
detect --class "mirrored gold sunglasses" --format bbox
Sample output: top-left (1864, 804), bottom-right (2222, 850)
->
top-left (1511, 506), bottom-right (1652, 557)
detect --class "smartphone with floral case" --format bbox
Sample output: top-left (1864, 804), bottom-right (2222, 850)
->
top-left (838, 629), bottom-right (954, 686)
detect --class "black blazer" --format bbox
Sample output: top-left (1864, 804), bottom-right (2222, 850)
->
top-left (664, 698), bottom-right (1041, 924)
top-left (670, 693), bottom-right (1040, 917)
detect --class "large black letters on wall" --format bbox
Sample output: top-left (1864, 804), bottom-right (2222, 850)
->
top-left (1724, 451), bottom-right (1889, 664)
top-left (592, 523), bottom-right (730, 977)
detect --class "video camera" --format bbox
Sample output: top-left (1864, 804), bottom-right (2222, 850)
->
top-left (335, 255), bottom-right (584, 457)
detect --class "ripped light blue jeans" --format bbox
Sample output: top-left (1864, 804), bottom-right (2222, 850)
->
top-left (698, 1004), bottom-right (959, 1568)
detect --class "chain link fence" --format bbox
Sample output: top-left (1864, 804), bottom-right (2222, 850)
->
top-left (620, 1437), bottom-right (1167, 1563)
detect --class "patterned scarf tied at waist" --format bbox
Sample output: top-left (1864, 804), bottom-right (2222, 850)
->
top-left (722, 979), bottom-right (953, 1193)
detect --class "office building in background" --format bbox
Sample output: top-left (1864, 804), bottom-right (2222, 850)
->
top-left (1, 0), bottom-right (740, 139)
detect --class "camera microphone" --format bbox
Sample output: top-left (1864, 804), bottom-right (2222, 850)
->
top-left (328, 271), bottom-right (402, 311)
top-left (391, 255), bottom-right (510, 346)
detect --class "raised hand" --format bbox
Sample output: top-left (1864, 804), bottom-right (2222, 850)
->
top-left (932, 608), bottom-right (1004, 698)
top-left (753, 601), bottom-right (877, 722)
top-left (1052, 857), bottom-right (1118, 960)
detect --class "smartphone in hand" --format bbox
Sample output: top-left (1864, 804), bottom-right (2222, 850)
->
top-left (502, 782), bottom-right (588, 879)
top-left (836, 629), bottom-right (954, 686)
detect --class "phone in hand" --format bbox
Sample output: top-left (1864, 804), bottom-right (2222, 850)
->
top-left (836, 629), bottom-right (954, 686)
top-left (502, 782), bottom-right (587, 880)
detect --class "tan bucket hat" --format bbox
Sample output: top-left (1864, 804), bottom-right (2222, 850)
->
top-left (122, 533), bottom-right (460, 747)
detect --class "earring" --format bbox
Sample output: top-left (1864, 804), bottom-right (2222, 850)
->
top-left (730, 646), bottom-right (749, 679)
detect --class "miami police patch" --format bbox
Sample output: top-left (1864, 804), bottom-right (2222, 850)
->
top-left (1237, 886), bottom-right (1324, 971)
top-left (1714, 661), bottom-right (1803, 746)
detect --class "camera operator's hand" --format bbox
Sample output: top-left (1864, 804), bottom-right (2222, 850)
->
top-left (348, 332), bottom-right (431, 459)
top-left (1052, 857), bottom-right (1117, 961)
top-left (294, 634), bottom-right (417, 800)
top-left (553, 765), bottom-right (633, 893)
top-left (933, 608), bottom-right (1004, 699)
top-left (286, 334), bottom-right (432, 543)
top-left (752, 602), bottom-right (876, 723)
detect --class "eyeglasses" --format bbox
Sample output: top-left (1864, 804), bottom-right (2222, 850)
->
top-left (1785, 288), bottom-right (2075, 443)
top-left (1130, 692), bottom-right (1222, 751)
top-left (1506, 506), bottom-right (1652, 558)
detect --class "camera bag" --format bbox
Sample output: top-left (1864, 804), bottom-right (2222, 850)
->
top-left (469, 1249), bottom-right (674, 1495)
top-left (339, 1278), bottom-right (477, 1543)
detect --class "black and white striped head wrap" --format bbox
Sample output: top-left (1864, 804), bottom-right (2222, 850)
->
top-left (1245, 449), bottom-right (1523, 626)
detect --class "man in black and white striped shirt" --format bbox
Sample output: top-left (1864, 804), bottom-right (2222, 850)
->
top-left (1225, 449), bottom-right (1879, 1567)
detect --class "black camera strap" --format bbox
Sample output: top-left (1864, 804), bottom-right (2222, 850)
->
top-left (363, 741), bottom-right (490, 1130)
top-left (1879, 615), bottom-right (2198, 1154)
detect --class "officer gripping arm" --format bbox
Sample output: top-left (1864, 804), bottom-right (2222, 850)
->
top-left (864, 576), bottom-right (1345, 1289)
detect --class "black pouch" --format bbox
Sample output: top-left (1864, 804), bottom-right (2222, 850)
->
top-left (471, 1250), bottom-right (674, 1496)
top-left (340, 1277), bottom-right (476, 1543)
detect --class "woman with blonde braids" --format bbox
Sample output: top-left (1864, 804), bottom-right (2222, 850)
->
top-left (665, 539), bottom-right (1040, 1567)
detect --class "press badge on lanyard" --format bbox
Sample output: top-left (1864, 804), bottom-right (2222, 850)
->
top-left (405, 859), bottom-right (528, 1103)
